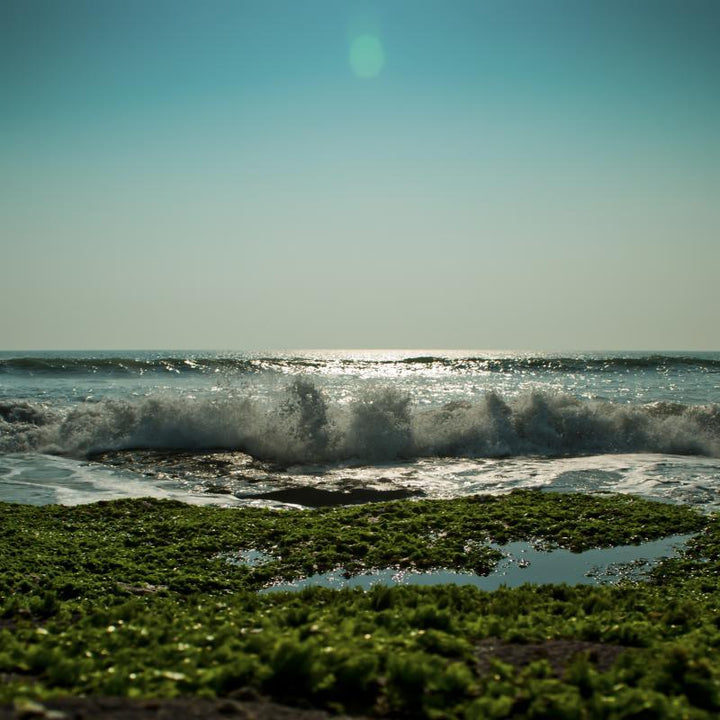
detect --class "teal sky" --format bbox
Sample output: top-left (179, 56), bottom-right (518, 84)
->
top-left (2, 0), bottom-right (719, 350)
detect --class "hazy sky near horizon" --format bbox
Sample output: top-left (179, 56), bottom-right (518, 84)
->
top-left (2, 0), bottom-right (719, 350)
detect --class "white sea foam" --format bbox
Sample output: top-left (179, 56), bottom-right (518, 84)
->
top-left (3, 352), bottom-right (720, 508)
top-left (2, 381), bottom-right (719, 463)
top-left (0, 453), bottom-right (249, 507)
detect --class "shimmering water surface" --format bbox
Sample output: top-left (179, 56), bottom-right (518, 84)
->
top-left (1, 350), bottom-right (719, 510)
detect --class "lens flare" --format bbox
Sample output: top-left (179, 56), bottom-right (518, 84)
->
top-left (349, 34), bottom-right (385, 78)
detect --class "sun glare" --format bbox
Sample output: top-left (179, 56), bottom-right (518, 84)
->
top-left (349, 34), bottom-right (385, 78)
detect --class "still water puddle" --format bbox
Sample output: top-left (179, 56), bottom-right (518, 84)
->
top-left (258, 535), bottom-right (692, 594)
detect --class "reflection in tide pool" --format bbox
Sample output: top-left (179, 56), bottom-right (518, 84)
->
top-left (261, 534), bottom-right (692, 594)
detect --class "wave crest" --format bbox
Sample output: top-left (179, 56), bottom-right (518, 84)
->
top-left (1, 383), bottom-right (719, 463)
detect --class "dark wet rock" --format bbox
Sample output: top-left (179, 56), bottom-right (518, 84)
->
top-left (1, 697), bottom-right (368, 720)
top-left (235, 486), bottom-right (423, 507)
top-left (476, 638), bottom-right (627, 676)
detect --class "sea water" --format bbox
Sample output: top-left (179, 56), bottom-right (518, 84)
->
top-left (1, 350), bottom-right (719, 510)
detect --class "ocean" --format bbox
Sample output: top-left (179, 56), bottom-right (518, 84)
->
top-left (1, 350), bottom-right (719, 510)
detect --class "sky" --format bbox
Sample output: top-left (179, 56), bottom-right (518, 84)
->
top-left (2, 0), bottom-right (719, 351)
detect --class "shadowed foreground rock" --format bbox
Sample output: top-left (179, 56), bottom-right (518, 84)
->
top-left (1, 697), bottom-right (370, 720)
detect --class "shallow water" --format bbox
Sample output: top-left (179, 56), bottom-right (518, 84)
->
top-left (260, 534), bottom-right (693, 593)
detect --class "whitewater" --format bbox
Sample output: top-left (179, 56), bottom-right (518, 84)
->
top-left (1, 350), bottom-right (719, 509)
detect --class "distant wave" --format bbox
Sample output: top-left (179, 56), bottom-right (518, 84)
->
top-left (392, 354), bottom-right (720, 373)
top-left (0, 356), bottom-right (290, 376)
top-left (2, 382), bottom-right (719, 463)
top-left (1, 353), bottom-right (719, 377)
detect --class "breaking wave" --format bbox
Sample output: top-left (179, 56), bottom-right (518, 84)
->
top-left (2, 382), bottom-right (719, 464)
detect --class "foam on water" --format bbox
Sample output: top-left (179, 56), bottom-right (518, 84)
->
top-left (3, 449), bottom-right (720, 511)
top-left (1, 383), bottom-right (719, 463)
top-left (0, 454), bottom-right (248, 507)
top-left (2, 351), bottom-right (720, 508)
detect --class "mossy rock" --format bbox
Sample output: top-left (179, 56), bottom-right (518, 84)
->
top-left (2, 490), bottom-right (720, 718)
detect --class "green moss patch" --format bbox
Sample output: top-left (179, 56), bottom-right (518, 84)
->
top-left (2, 490), bottom-right (720, 718)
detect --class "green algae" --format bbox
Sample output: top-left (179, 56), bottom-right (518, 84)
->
top-left (2, 490), bottom-right (720, 718)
